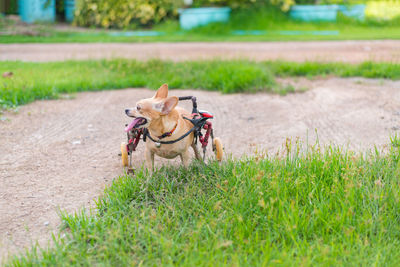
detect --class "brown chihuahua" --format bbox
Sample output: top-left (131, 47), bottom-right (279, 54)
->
top-left (125, 84), bottom-right (201, 172)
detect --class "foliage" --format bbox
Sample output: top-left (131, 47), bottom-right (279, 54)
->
top-left (73, 0), bottom-right (309, 28)
top-left (4, 0), bottom-right (18, 14)
top-left (192, 0), bottom-right (295, 11)
top-left (7, 137), bottom-right (400, 266)
top-left (186, 0), bottom-right (368, 11)
top-left (56, 0), bottom-right (65, 15)
top-left (72, 0), bottom-right (399, 28)
top-left (366, 1), bottom-right (400, 20)
top-left (294, 0), bottom-right (368, 4)
top-left (3, 5), bottom-right (400, 43)
top-left (74, 0), bottom-right (184, 28)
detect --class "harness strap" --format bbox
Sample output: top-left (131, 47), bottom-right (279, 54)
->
top-left (144, 125), bottom-right (197, 145)
top-left (143, 115), bottom-right (208, 145)
top-left (158, 123), bottom-right (178, 139)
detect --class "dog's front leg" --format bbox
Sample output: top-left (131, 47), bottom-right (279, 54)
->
top-left (180, 150), bottom-right (191, 168)
top-left (145, 145), bottom-right (154, 174)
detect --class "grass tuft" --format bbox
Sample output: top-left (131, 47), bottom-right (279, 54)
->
top-left (0, 59), bottom-right (276, 108)
top-left (271, 61), bottom-right (400, 79)
top-left (1, 59), bottom-right (400, 108)
top-left (7, 137), bottom-right (400, 266)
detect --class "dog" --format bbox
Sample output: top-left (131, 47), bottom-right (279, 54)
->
top-left (125, 84), bottom-right (201, 172)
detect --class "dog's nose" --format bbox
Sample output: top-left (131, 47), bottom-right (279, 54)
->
top-left (125, 109), bottom-right (130, 115)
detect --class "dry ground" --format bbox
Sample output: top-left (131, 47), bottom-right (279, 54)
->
top-left (1, 77), bottom-right (400, 262)
top-left (1, 40), bottom-right (400, 63)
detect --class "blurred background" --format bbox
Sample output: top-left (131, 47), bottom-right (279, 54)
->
top-left (1, 0), bottom-right (400, 42)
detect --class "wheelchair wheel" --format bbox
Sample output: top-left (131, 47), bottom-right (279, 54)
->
top-left (213, 137), bottom-right (223, 162)
top-left (121, 142), bottom-right (129, 167)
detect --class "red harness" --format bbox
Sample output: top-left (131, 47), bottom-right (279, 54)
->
top-left (157, 123), bottom-right (178, 139)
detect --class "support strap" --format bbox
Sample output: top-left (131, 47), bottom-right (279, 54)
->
top-left (143, 115), bottom-right (209, 145)
top-left (143, 125), bottom-right (197, 145)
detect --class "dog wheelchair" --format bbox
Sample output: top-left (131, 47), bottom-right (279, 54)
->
top-left (121, 96), bottom-right (223, 169)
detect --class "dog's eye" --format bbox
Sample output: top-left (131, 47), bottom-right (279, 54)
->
top-left (137, 105), bottom-right (141, 111)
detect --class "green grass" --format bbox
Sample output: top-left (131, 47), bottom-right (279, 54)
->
top-left (0, 60), bottom-right (277, 108)
top-left (1, 59), bottom-right (400, 109)
top-left (271, 61), bottom-right (400, 79)
top-left (2, 7), bottom-right (400, 43)
top-left (7, 137), bottom-right (400, 266)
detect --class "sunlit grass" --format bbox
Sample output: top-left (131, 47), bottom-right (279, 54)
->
top-left (0, 59), bottom-right (277, 108)
top-left (8, 136), bottom-right (400, 266)
top-left (1, 59), bottom-right (399, 109)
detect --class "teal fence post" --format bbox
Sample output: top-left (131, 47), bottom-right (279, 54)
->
top-left (19, 0), bottom-right (55, 23)
top-left (64, 0), bottom-right (74, 22)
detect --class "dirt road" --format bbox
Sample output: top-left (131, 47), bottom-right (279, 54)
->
top-left (1, 40), bottom-right (400, 63)
top-left (1, 77), bottom-right (400, 262)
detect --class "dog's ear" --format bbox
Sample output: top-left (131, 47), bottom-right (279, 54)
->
top-left (154, 84), bottom-right (168, 99)
top-left (161, 96), bottom-right (178, 115)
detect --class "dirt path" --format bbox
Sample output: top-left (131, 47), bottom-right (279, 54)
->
top-left (1, 77), bottom-right (400, 262)
top-left (1, 41), bottom-right (400, 63)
